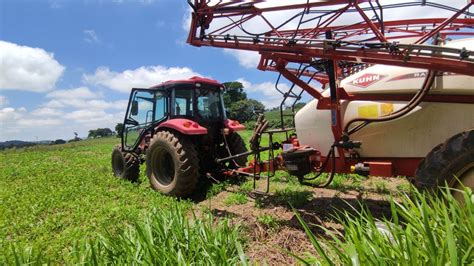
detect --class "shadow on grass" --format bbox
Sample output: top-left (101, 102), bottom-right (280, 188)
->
top-left (289, 196), bottom-right (393, 238)
top-left (251, 189), bottom-right (314, 209)
top-left (249, 189), bottom-right (393, 239)
top-left (188, 174), bottom-right (248, 203)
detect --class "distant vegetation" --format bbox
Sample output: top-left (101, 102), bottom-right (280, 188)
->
top-left (223, 81), bottom-right (265, 123)
top-left (223, 81), bottom-right (306, 129)
top-left (88, 128), bottom-right (113, 138)
top-left (0, 140), bottom-right (38, 150)
top-left (115, 123), bottom-right (123, 137)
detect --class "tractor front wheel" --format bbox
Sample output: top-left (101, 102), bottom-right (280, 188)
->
top-left (414, 130), bottom-right (474, 200)
top-left (111, 145), bottom-right (140, 182)
top-left (146, 131), bottom-right (199, 197)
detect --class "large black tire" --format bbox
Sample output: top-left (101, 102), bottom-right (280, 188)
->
top-left (146, 131), bottom-right (199, 197)
top-left (227, 132), bottom-right (248, 167)
top-left (111, 145), bottom-right (140, 182)
top-left (414, 130), bottom-right (474, 198)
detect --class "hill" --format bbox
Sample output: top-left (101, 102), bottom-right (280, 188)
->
top-left (0, 140), bottom-right (37, 150)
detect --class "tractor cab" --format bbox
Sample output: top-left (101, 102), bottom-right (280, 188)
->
top-left (122, 77), bottom-right (227, 152)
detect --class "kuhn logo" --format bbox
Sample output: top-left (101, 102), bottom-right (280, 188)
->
top-left (351, 73), bottom-right (386, 88)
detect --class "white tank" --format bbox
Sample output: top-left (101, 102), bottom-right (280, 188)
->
top-left (295, 38), bottom-right (474, 158)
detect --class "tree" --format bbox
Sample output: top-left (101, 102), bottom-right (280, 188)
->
top-left (115, 123), bottom-right (124, 138)
top-left (54, 139), bottom-right (66, 145)
top-left (222, 81), bottom-right (265, 123)
top-left (88, 128), bottom-right (113, 138)
top-left (69, 132), bottom-right (82, 142)
top-left (293, 102), bottom-right (306, 110)
top-left (222, 81), bottom-right (247, 107)
top-left (228, 99), bottom-right (265, 123)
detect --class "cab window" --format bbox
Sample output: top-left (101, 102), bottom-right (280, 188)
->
top-left (174, 89), bottom-right (193, 117)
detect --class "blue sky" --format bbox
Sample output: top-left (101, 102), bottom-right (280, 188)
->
top-left (0, 0), bottom-right (293, 141)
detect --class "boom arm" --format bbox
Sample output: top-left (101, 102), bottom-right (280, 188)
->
top-left (187, 0), bottom-right (474, 80)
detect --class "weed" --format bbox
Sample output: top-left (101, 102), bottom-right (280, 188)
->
top-left (257, 214), bottom-right (281, 231)
top-left (396, 182), bottom-right (412, 193)
top-left (375, 180), bottom-right (390, 194)
top-left (224, 193), bottom-right (249, 206)
top-left (239, 180), bottom-right (254, 193)
top-left (2, 205), bottom-right (247, 265)
top-left (328, 175), bottom-right (346, 191)
top-left (206, 181), bottom-right (229, 199)
top-left (290, 185), bottom-right (474, 265)
top-left (273, 187), bottom-right (312, 208)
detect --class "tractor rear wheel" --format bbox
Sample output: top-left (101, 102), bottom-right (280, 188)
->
top-left (414, 130), bottom-right (474, 200)
top-left (146, 131), bottom-right (199, 197)
top-left (111, 145), bottom-right (140, 182)
top-left (227, 132), bottom-right (248, 167)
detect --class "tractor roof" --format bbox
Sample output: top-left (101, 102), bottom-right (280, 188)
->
top-left (149, 76), bottom-right (222, 89)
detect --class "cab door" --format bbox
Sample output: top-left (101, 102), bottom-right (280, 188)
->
top-left (123, 89), bottom-right (168, 151)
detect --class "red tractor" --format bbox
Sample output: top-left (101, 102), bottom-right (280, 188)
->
top-left (112, 77), bottom-right (248, 197)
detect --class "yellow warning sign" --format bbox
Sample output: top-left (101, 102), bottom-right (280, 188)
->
top-left (380, 103), bottom-right (394, 116)
top-left (358, 104), bottom-right (379, 118)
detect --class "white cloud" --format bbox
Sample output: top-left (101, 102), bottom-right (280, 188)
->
top-left (64, 109), bottom-right (111, 122)
top-left (0, 41), bottom-right (65, 92)
top-left (0, 104), bottom-right (124, 141)
top-left (237, 78), bottom-right (295, 108)
top-left (0, 107), bottom-right (64, 140)
top-left (83, 30), bottom-right (100, 44)
top-left (0, 107), bottom-right (24, 122)
top-left (46, 86), bottom-right (100, 99)
top-left (43, 86), bottom-right (127, 111)
top-left (0, 96), bottom-right (8, 107)
top-left (63, 109), bottom-right (124, 129)
top-left (17, 118), bottom-right (62, 127)
top-left (32, 107), bottom-right (64, 117)
top-left (42, 99), bottom-right (66, 108)
top-left (83, 65), bottom-right (203, 92)
top-left (223, 50), bottom-right (260, 69)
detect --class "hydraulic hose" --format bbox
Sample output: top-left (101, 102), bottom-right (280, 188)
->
top-left (302, 144), bottom-right (336, 188)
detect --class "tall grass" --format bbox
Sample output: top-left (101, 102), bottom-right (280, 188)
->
top-left (2, 204), bottom-right (247, 265)
top-left (292, 186), bottom-right (474, 265)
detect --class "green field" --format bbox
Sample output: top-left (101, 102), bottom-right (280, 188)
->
top-left (0, 138), bottom-right (187, 262)
top-left (1, 133), bottom-right (472, 264)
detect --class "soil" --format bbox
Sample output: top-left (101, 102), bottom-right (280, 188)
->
top-left (195, 175), bottom-right (410, 265)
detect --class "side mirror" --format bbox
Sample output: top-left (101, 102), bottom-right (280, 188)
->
top-left (131, 100), bottom-right (138, 116)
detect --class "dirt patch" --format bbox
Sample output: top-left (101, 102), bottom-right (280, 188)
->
top-left (195, 175), bottom-right (410, 265)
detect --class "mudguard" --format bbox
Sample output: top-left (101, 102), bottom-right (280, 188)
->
top-left (156, 118), bottom-right (208, 135)
top-left (225, 119), bottom-right (246, 132)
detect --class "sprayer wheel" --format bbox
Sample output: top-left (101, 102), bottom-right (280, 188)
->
top-left (414, 130), bottom-right (474, 200)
